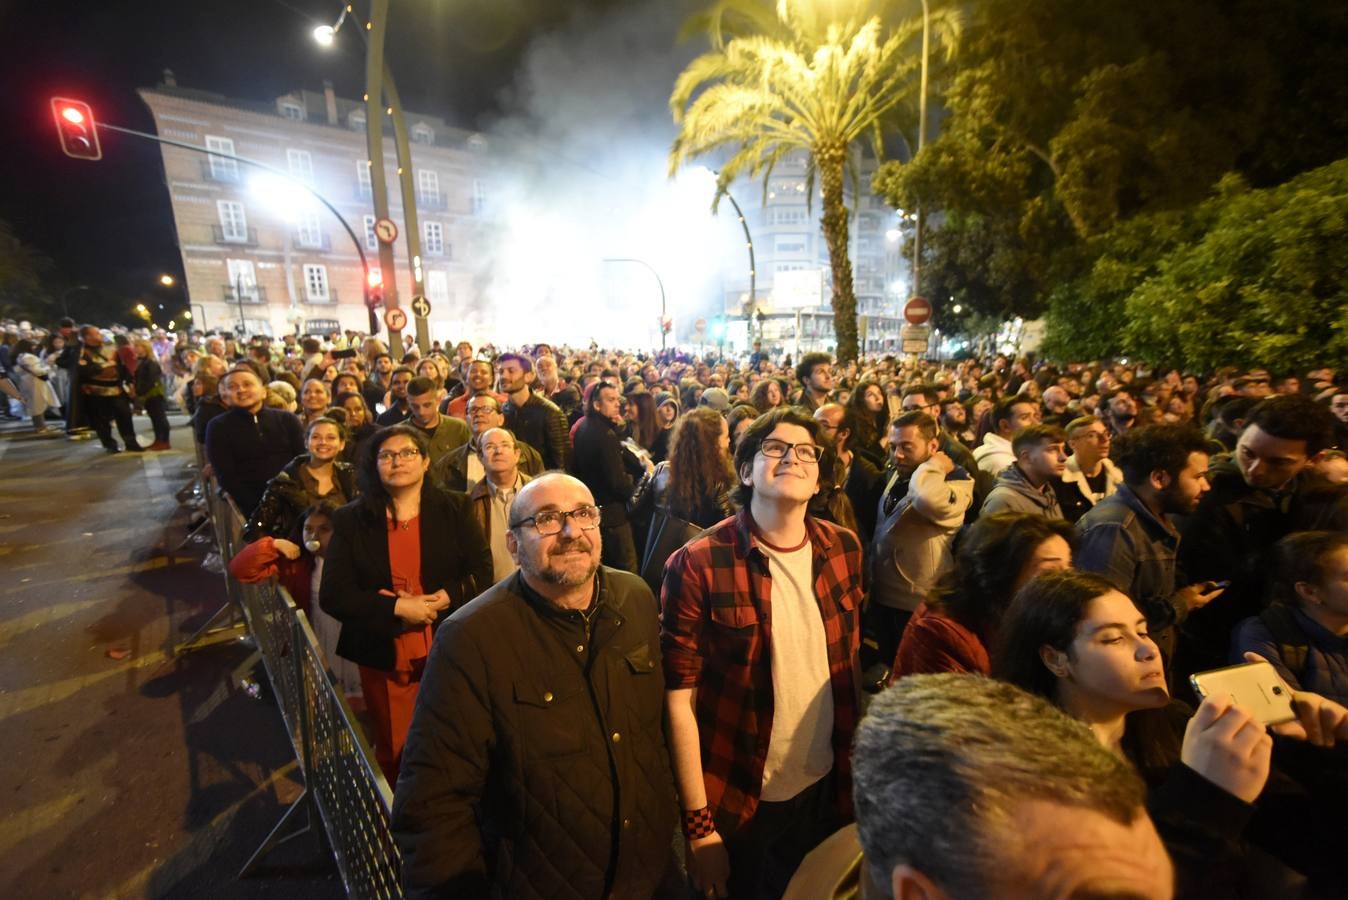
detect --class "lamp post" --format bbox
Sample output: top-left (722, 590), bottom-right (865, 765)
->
top-left (911, 0), bottom-right (930, 299)
top-left (602, 258), bottom-right (667, 350)
top-left (60, 284), bottom-right (93, 319)
top-left (315, 0), bottom-right (429, 353)
top-left (697, 167), bottom-right (758, 344)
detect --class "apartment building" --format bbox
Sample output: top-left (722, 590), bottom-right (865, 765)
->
top-left (720, 148), bottom-right (908, 355)
top-left (139, 72), bottom-right (492, 339)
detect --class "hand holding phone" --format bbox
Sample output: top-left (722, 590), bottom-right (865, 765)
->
top-left (1181, 693), bottom-right (1272, 804)
top-left (1190, 661), bottom-right (1296, 726)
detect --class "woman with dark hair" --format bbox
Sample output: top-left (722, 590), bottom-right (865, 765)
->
top-left (625, 390), bottom-right (659, 453)
top-left (726, 403), bottom-right (760, 454)
top-left (845, 380), bottom-right (888, 466)
top-left (995, 569), bottom-right (1348, 898)
top-left (299, 377), bottom-right (331, 427)
top-left (244, 417), bottom-right (355, 542)
top-left (321, 424), bottom-right (492, 784)
top-left (749, 377), bottom-right (784, 414)
top-left (333, 390), bottom-right (377, 463)
top-left (892, 512), bottom-right (1075, 680)
top-left (132, 338), bottom-right (172, 450)
top-left (648, 394), bottom-right (679, 463)
top-left (1234, 531), bottom-right (1348, 704)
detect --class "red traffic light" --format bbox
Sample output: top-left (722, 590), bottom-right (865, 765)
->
top-left (51, 98), bottom-right (102, 161)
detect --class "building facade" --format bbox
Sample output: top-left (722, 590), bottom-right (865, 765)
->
top-left (718, 148), bottom-right (908, 356)
top-left (139, 74), bottom-right (492, 340)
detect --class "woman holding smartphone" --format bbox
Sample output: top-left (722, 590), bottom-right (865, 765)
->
top-left (321, 425), bottom-right (493, 784)
top-left (995, 570), bottom-right (1348, 897)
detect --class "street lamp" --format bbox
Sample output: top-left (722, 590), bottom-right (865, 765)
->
top-left (602, 258), bottom-right (667, 350)
top-left (694, 166), bottom-right (758, 342)
top-left (60, 284), bottom-right (93, 318)
top-left (159, 274), bottom-right (175, 287)
top-left (312, 0), bottom-right (428, 352)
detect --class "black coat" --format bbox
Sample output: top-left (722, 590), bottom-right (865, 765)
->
top-left (391, 567), bottom-right (677, 899)
top-left (243, 454), bottom-right (357, 542)
top-left (570, 414), bottom-right (643, 526)
top-left (504, 391), bottom-right (571, 470)
top-left (205, 406), bottom-right (306, 516)
top-left (320, 483), bottom-right (493, 671)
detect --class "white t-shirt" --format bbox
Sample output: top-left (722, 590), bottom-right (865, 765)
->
top-left (758, 537), bottom-right (834, 802)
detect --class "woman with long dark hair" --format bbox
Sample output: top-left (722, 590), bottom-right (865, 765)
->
top-left (333, 390), bottom-right (377, 463)
top-left (749, 377), bottom-right (784, 414)
top-left (299, 377), bottom-right (331, 427)
top-left (321, 424), bottom-right (492, 784)
top-left (892, 512), bottom-right (1075, 680)
top-left (845, 379), bottom-right (888, 466)
top-left (995, 569), bottom-right (1348, 897)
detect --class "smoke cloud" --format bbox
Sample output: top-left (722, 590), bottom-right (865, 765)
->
top-left (465, 0), bottom-right (744, 349)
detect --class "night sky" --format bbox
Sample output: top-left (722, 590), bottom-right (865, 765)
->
top-left (0, 0), bottom-right (629, 319)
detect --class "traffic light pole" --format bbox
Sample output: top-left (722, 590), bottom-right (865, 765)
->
top-left (94, 121), bottom-right (375, 326)
top-left (362, 0), bottom-right (403, 354)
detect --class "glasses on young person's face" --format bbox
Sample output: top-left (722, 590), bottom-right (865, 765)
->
top-left (511, 504), bottom-right (601, 536)
top-left (758, 438), bottom-right (822, 464)
top-left (376, 447), bottom-right (423, 464)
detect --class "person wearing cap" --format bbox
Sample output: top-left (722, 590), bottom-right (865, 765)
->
top-left (699, 386), bottom-right (732, 414)
top-left (650, 393), bottom-right (680, 464)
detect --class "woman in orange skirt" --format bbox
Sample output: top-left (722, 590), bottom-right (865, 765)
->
top-left (321, 424), bottom-right (493, 785)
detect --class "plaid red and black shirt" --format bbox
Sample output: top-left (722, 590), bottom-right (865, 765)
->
top-left (660, 508), bottom-right (864, 835)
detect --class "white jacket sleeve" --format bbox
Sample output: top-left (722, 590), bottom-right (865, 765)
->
top-left (907, 460), bottom-right (974, 529)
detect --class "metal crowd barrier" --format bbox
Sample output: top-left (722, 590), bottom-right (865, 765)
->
top-left (201, 479), bottom-right (403, 896)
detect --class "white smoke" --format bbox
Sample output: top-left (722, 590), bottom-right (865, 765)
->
top-left (466, 0), bottom-right (745, 349)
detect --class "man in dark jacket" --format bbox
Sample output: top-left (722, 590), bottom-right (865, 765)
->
top-left (204, 367), bottom-right (304, 516)
top-left (392, 473), bottom-right (677, 899)
top-left (570, 382), bottom-right (651, 573)
top-left (1177, 395), bottom-right (1348, 677)
top-left (499, 352), bottom-right (571, 470)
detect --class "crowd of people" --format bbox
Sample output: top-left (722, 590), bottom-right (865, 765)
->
top-left (6, 315), bottom-right (1348, 899)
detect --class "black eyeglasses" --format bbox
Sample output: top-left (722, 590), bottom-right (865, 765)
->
top-left (758, 438), bottom-right (823, 463)
top-left (511, 505), bottom-right (601, 535)
top-left (376, 447), bottom-right (423, 463)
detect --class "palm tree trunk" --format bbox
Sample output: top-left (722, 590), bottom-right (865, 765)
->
top-left (818, 145), bottom-right (858, 363)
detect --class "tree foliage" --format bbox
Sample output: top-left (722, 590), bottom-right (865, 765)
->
top-left (872, 0), bottom-right (1348, 362)
top-left (0, 219), bottom-right (54, 321)
top-left (670, 0), bottom-right (957, 362)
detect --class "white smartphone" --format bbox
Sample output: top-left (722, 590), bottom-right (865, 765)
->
top-left (1189, 660), bottom-right (1297, 726)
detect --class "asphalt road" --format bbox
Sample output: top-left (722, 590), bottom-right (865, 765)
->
top-left (0, 414), bottom-right (343, 899)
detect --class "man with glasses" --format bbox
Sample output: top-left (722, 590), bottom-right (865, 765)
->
top-left (1055, 415), bottom-right (1123, 523)
top-left (661, 406), bottom-right (865, 898)
top-left (464, 427), bottom-right (532, 582)
top-left (393, 473), bottom-right (677, 898)
top-left (432, 393), bottom-right (543, 492)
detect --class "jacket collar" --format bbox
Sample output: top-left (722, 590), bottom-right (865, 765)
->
top-left (731, 507), bottom-right (835, 568)
top-left (1114, 483), bottom-right (1179, 539)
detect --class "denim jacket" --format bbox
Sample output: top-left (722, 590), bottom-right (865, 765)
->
top-left (1076, 484), bottom-right (1184, 633)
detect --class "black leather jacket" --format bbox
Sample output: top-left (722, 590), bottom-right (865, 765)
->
top-left (504, 392), bottom-right (571, 470)
top-left (242, 454), bottom-right (356, 542)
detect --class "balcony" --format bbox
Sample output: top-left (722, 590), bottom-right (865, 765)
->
top-left (293, 233), bottom-right (333, 252)
top-left (223, 284), bottom-right (267, 305)
top-left (212, 225), bottom-right (258, 247)
top-left (305, 289), bottom-right (339, 305)
top-left (201, 158), bottom-right (241, 183)
top-left (417, 190), bottom-right (447, 211)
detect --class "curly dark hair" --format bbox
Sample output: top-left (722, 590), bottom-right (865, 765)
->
top-left (667, 408), bottom-right (735, 523)
top-left (929, 512), bottom-right (1077, 640)
top-left (749, 378), bottom-right (784, 414)
top-left (846, 379), bottom-right (889, 455)
top-left (1112, 424), bottom-right (1209, 486)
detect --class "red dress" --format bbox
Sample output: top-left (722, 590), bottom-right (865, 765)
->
top-left (359, 516), bottom-right (434, 786)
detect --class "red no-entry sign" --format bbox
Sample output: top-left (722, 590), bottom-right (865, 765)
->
top-left (904, 297), bottom-right (933, 325)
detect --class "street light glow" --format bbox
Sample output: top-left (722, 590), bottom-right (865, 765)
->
top-left (953, 304), bottom-right (963, 314)
top-left (885, 228), bottom-right (901, 242)
top-left (313, 24), bottom-right (336, 46)
top-left (159, 274), bottom-right (175, 286)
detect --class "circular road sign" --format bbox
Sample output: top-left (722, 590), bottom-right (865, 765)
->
top-left (904, 296), bottom-right (933, 326)
top-left (410, 295), bottom-right (431, 319)
top-left (384, 307), bottom-right (407, 331)
top-left (374, 217), bottom-right (399, 244)
top-left (694, 317), bottom-right (707, 332)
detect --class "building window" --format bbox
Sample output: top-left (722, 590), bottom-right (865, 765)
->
top-left (217, 200), bottom-right (248, 242)
top-left (363, 215), bottom-right (378, 251)
top-left (205, 135), bottom-right (237, 180)
top-left (227, 259), bottom-right (258, 301)
top-left (296, 213), bottom-right (323, 249)
top-left (279, 101), bottom-right (305, 121)
top-left (303, 264), bottom-right (330, 302)
top-left (467, 134), bottom-right (487, 153)
top-left (471, 178), bottom-right (486, 214)
top-left (772, 208), bottom-right (808, 226)
top-left (287, 148), bottom-right (313, 184)
top-left (356, 160), bottom-right (372, 199)
top-left (766, 178), bottom-right (805, 203)
top-left (775, 262), bottom-right (809, 274)
top-left (427, 270), bottom-right (450, 307)
top-left (349, 111), bottom-right (366, 132)
top-left (411, 123), bottom-right (434, 145)
top-left (423, 221), bottom-right (444, 255)
top-left (417, 169), bottom-right (439, 206)
top-left (775, 234), bottom-right (808, 255)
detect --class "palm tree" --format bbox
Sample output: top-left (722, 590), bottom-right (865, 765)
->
top-left (670, 0), bottom-right (955, 361)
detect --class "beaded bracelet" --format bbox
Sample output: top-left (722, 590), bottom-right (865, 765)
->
top-left (682, 805), bottom-right (716, 840)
